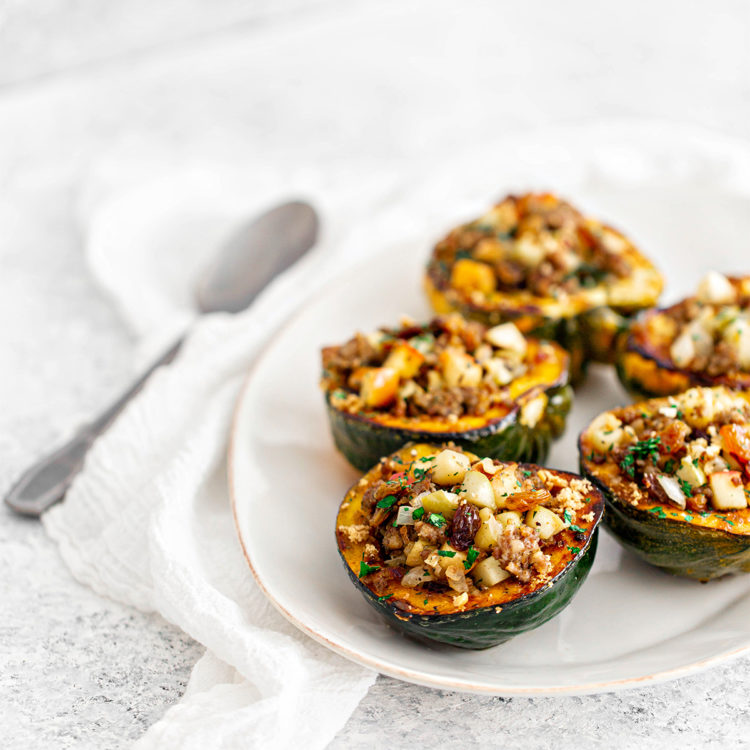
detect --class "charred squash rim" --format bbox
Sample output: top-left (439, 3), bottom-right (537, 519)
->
top-left (325, 338), bottom-right (572, 472)
top-left (618, 301), bottom-right (750, 399)
top-left (337, 443), bottom-right (604, 649)
top-left (578, 392), bottom-right (750, 581)
top-left (424, 211), bottom-right (663, 375)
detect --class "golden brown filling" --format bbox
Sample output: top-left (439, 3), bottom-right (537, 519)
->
top-left (337, 447), bottom-right (595, 603)
top-left (430, 192), bottom-right (634, 300)
top-left (584, 387), bottom-right (750, 515)
top-left (321, 314), bottom-right (560, 420)
top-left (646, 272), bottom-right (750, 376)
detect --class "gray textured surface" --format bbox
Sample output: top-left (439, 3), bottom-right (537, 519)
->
top-left (3, 1), bottom-right (750, 747)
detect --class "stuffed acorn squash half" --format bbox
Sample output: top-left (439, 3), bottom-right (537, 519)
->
top-left (618, 271), bottom-right (750, 399)
top-left (336, 443), bottom-right (604, 649)
top-left (321, 314), bottom-right (572, 472)
top-left (580, 386), bottom-right (750, 581)
top-left (424, 192), bottom-right (663, 381)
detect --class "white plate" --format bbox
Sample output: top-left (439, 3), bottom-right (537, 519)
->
top-left (229, 125), bottom-right (750, 695)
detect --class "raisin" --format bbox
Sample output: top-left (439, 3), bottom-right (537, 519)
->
top-left (450, 502), bottom-right (480, 551)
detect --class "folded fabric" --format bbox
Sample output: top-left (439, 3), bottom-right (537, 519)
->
top-left (42, 165), bottom-right (402, 748)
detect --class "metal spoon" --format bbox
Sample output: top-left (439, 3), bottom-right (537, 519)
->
top-left (6, 200), bottom-right (319, 517)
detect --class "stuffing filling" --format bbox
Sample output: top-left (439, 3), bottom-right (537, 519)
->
top-left (648, 272), bottom-right (750, 375)
top-left (337, 447), bottom-right (595, 600)
top-left (429, 192), bottom-right (637, 301)
top-left (584, 386), bottom-right (750, 514)
top-left (321, 314), bottom-right (561, 420)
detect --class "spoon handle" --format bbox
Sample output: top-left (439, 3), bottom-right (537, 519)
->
top-left (5, 338), bottom-right (184, 516)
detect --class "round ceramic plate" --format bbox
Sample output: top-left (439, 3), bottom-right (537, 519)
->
top-left (229, 124), bottom-right (750, 695)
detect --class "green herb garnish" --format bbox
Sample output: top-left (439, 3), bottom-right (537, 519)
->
top-left (620, 437), bottom-right (662, 477)
top-left (359, 561), bottom-right (380, 577)
top-left (411, 507), bottom-right (425, 521)
top-left (567, 546), bottom-right (581, 554)
top-left (376, 495), bottom-right (398, 509)
top-left (427, 513), bottom-right (446, 528)
top-left (678, 479), bottom-right (693, 497)
top-left (377, 594), bottom-right (393, 601)
top-left (438, 550), bottom-right (456, 557)
top-left (463, 547), bottom-right (479, 569)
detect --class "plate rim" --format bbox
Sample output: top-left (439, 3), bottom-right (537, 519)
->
top-left (227, 267), bottom-right (750, 697)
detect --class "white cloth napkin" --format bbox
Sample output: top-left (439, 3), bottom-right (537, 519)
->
top-left (41, 164), bottom-right (412, 749)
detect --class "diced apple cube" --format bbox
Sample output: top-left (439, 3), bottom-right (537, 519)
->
top-left (483, 357), bottom-right (514, 386)
top-left (471, 557), bottom-right (510, 589)
top-left (709, 471), bottom-right (747, 510)
top-left (432, 449), bottom-right (471, 485)
top-left (496, 511), bottom-right (523, 528)
top-left (437, 543), bottom-right (468, 571)
top-left (512, 235), bottom-right (546, 266)
top-left (384, 342), bottom-right (425, 379)
top-left (439, 348), bottom-right (483, 388)
top-left (421, 490), bottom-right (460, 518)
top-left (474, 514), bottom-right (502, 550)
top-left (459, 470), bottom-right (496, 510)
top-left (485, 323), bottom-right (527, 355)
top-left (525, 506), bottom-right (566, 540)
top-left (677, 457), bottom-right (706, 489)
top-left (696, 271), bottom-right (736, 305)
top-left (723, 317), bottom-right (750, 369)
top-left (587, 412), bottom-right (630, 454)
top-left (520, 393), bottom-right (548, 428)
top-left (671, 321), bottom-right (713, 368)
top-left (491, 470), bottom-right (522, 507)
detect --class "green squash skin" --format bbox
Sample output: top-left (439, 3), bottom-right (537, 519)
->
top-left (581, 462), bottom-right (750, 581)
top-left (342, 531), bottom-right (598, 649)
top-left (614, 355), bottom-right (661, 401)
top-left (326, 384), bottom-right (573, 473)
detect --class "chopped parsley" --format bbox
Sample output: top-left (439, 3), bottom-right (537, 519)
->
top-left (648, 506), bottom-right (667, 519)
top-left (522, 470), bottom-right (532, 477)
top-left (411, 507), bottom-right (425, 521)
top-left (438, 550), bottom-right (456, 557)
top-left (376, 495), bottom-right (398, 509)
top-left (563, 508), bottom-right (586, 533)
top-left (377, 594), bottom-right (393, 601)
top-left (423, 598), bottom-right (429, 606)
top-left (359, 561), bottom-right (380, 577)
top-left (427, 513), bottom-right (447, 528)
top-left (663, 458), bottom-right (676, 474)
top-left (717, 515), bottom-right (736, 527)
top-left (678, 478), bottom-right (693, 497)
top-left (620, 437), bottom-right (662, 477)
top-left (567, 546), bottom-right (581, 554)
top-left (464, 547), bottom-right (479, 569)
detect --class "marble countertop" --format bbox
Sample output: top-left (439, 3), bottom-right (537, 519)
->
top-left (3, 1), bottom-right (750, 747)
